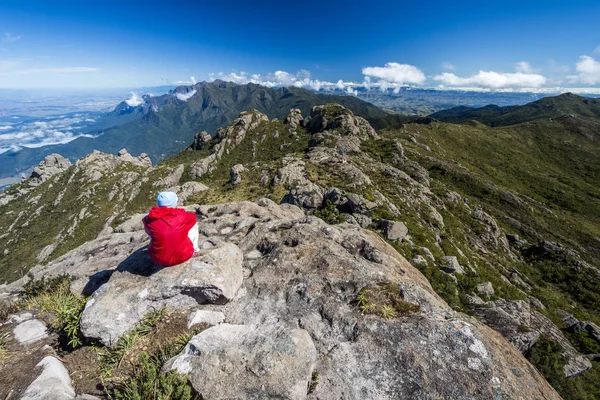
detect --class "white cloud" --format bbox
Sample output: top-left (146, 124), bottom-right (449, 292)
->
top-left (209, 69), bottom-right (333, 92)
top-left (568, 55), bottom-right (600, 85)
top-left (176, 89), bottom-right (196, 101)
top-left (442, 63), bottom-right (455, 71)
top-left (125, 92), bottom-right (144, 107)
top-left (362, 62), bottom-right (426, 85)
top-left (434, 70), bottom-right (547, 88)
top-left (1, 33), bottom-right (20, 43)
top-left (593, 46), bottom-right (600, 55)
top-left (514, 61), bottom-right (539, 74)
top-left (190, 76), bottom-right (196, 84)
top-left (0, 115), bottom-right (99, 154)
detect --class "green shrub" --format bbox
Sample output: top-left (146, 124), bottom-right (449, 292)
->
top-left (111, 353), bottom-right (196, 400)
top-left (308, 370), bottom-right (320, 394)
top-left (314, 200), bottom-right (346, 225)
top-left (565, 330), bottom-right (600, 354)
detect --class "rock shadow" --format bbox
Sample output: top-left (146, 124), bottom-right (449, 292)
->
top-left (81, 245), bottom-right (162, 296)
top-left (115, 245), bottom-right (164, 276)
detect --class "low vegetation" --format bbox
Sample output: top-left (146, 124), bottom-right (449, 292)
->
top-left (21, 274), bottom-right (87, 348)
top-left (108, 332), bottom-right (199, 400)
top-left (96, 308), bottom-right (166, 378)
top-left (528, 337), bottom-right (600, 400)
top-left (314, 199), bottom-right (346, 224)
top-left (355, 282), bottom-right (420, 319)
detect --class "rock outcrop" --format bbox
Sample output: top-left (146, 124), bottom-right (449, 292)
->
top-left (230, 164), bottom-right (246, 185)
top-left (191, 130), bottom-right (212, 150)
top-left (189, 110), bottom-right (268, 179)
top-left (284, 108), bottom-right (304, 131)
top-left (472, 299), bottom-right (592, 377)
top-left (28, 153), bottom-right (72, 186)
top-left (0, 199), bottom-right (562, 398)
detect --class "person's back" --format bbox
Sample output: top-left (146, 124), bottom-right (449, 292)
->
top-left (143, 192), bottom-right (198, 266)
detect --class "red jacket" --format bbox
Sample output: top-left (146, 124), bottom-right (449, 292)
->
top-left (143, 206), bottom-right (197, 266)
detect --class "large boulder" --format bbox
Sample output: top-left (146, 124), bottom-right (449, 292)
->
top-left (380, 219), bottom-right (409, 241)
top-left (344, 193), bottom-right (377, 214)
top-left (28, 154), bottom-right (72, 186)
top-left (164, 324), bottom-right (317, 400)
top-left (80, 242), bottom-right (243, 347)
top-left (439, 256), bottom-right (465, 274)
top-left (281, 183), bottom-right (324, 210)
top-left (21, 356), bottom-right (76, 400)
top-left (284, 108), bottom-right (304, 130)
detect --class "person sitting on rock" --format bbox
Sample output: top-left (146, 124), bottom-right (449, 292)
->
top-left (143, 191), bottom-right (200, 266)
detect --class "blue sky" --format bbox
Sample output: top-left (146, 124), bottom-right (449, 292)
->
top-left (0, 0), bottom-right (599, 91)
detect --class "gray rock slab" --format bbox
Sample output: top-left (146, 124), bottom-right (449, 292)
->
top-left (439, 255), bottom-right (465, 274)
top-left (477, 282), bottom-right (495, 298)
top-left (165, 324), bottom-right (317, 400)
top-left (21, 356), bottom-right (76, 399)
top-left (380, 219), bottom-right (408, 241)
top-left (13, 319), bottom-right (48, 345)
top-left (9, 312), bottom-right (34, 324)
top-left (80, 242), bottom-right (243, 347)
top-left (187, 310), bottom-right (225, 328)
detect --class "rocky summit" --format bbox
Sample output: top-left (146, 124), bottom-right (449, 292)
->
top-left (0, 95), bottom-right (599, 399)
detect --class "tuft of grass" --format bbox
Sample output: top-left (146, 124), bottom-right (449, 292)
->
top-left (308, 370), bottom-right (319, 394)
top-left (22, 275), bottom-right (87, 349)
top-left (108, 331), bottom-right (199, 400)
top-left (354, 282), bottom-right (420, 319)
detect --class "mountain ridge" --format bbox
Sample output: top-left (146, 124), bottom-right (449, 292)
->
top-left (430, 92), bottom-right (600, 126)
top-left (0, 81), bottom-right (398, 180)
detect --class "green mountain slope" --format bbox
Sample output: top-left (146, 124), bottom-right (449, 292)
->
top-left (0, 81), bottom-right (395, 179)
top-left (431, 92), bottom-right (600, 126)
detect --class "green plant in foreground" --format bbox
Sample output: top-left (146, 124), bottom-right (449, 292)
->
top-left (109, 331), bottom-right (199, 400)
top-left (355, 282), bottom-right (420, 319)
top-left (22, 275), bottom-right (87, 348)
top-left (97, 307), bottom-right (166, 378)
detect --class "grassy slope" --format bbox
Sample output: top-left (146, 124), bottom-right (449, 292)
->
top-left (431, 93), bottom-right (600, 127)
